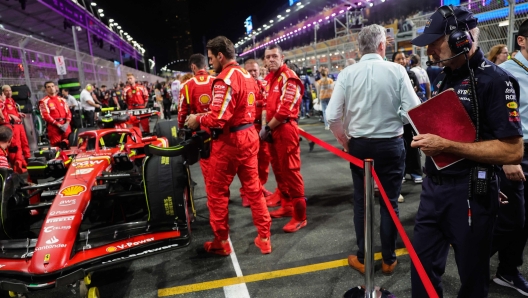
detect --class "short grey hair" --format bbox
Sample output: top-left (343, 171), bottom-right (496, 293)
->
top-left (358, 25), bottom-right (386, 55)
top-left (469, 27), bottom-right (480, 50)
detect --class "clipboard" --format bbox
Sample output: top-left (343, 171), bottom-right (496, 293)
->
top-left (407, 88), bottom-right (476, 170)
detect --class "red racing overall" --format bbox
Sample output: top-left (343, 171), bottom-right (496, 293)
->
top-left (264, 64), bottom-right (307, 229)
top-left (123, 84), bottom-right (150, 133)
top-left (196, 62), bottom-right (271, 243)
top-left (4, 97), bottom-right (30, 159)
top-left (0, 107), bottom-right (22, 172)
top-left (39, 95), bottom-right (72, 147)
top-left (240, 79), bottom-right (271, 203)
top-left (178, 70), bottom-right (214, 188)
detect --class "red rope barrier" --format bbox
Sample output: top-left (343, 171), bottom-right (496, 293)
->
top-left (298, 129), bottom-right (439, 298)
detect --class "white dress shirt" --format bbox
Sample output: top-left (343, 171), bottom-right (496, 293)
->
top-left (326, 53), bottom-right (421, 147)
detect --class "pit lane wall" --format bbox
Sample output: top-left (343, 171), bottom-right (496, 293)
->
top-left (0, 27), bottom-right (164, 106)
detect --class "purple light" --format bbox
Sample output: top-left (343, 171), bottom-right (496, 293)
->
top-left (313, 21), bottom-right (316, 24)
top-left (331, 13), bottom-right (336, 17)
top-left (318, 19), bottom-right (322, 22)
top-left (325, 16), bottom-right (329, 20)
top-left (303, 25), bottom-right (306, 29)
top-left (307, 24), bottom-right (311, 27)
top-left (339, 9), bottom-right (344, 13)
top-left (294, 29), bottom-right (298, 32)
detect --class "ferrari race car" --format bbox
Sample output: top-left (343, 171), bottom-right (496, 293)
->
top-left (0, 108), bottom-right (210, 297)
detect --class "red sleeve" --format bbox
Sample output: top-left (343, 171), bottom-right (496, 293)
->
top-left (178, 83), bottom-right (190, 129)
top-left (196, 80), bottom-right (232, 129)
top-left (275, 79), bottom-right (302, 122)
top-left (142, 86), bottom-right (149, 101)
top-left (39, 99), bottom-right (56, 126)
top-left (0, 102), bottom-right (8, 124)
top-left (0, 156), bottom-right (10, 169)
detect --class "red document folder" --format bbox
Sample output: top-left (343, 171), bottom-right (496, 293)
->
top-left (407, 88), bottom-right (476, 170)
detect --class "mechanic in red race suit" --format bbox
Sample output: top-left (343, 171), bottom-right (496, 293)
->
top-left (2, 85), bottom-right (30, 160)
top-left (178, 54), bottom-right (214, 188)
top-left (0, 93), bottom-right (24, 173)
top-left (187, 36), bottom-right (272, 255)
top-left (0, 125), bottom-right (13, 169)
top-left (239, 59), bottom-right (273, 207)
top-left (260, 44), bottom-right (307, 233)
top-left (123, 73), bottom-right (150, 133)
top-left (39, 81), bottom-right (72, 148)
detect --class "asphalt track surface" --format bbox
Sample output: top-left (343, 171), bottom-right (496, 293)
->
top-left (25, 117), bottom-right (528, 298)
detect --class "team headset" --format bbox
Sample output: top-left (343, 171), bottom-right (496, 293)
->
top-left (426, 5), bottom-right (474, 66)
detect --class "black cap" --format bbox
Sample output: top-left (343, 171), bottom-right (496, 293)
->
top-left (519, 18), bottom-right (528, 37)
top-left (412, 5), bottom-right (478, 47)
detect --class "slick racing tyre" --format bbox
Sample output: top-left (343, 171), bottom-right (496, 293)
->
top-left (154, 120), bottom-right (181, 146)
top-left (57, 78), bottom-right (81, 92)
top-left (68, 127), bottom-right (98, 147)
top-left (143, 155), bottom-right (189, 225)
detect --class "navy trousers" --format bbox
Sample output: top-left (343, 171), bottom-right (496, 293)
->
top-left (349, 137), bottom-right (405, 265)
top-left (411, 174), bottom-right (499, 298)
top-left (491, 151), bottom-right (528, 275)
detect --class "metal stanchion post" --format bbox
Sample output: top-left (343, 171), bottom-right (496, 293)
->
top-left (364, 159), bottom-right (375, 298)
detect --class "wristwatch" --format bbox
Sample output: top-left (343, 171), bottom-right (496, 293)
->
top-left (265, 125), bottom-right (271, 131)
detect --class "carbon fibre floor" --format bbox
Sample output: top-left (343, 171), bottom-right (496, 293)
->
top-left (25, 117), bottom-right (528, 298)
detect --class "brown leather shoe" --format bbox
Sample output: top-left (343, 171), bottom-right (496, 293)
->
top-left (347, 255), bottom-right (365, 275)
top-left (382, 259), bottom-right (398, 276)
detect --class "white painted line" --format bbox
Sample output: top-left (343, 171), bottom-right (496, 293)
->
top-left (223, 236), bottom-right (250, 298)
top-left (224, 284), bottom-right (251, 298)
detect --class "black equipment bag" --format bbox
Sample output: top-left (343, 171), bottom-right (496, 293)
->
top-left (10, 85), bottom-right (32, 113)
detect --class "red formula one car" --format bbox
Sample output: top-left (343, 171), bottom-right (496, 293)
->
top-left (0, 108), bottom-right (210, 297)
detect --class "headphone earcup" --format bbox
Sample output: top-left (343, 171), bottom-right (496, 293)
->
top-left (448, 30), bottom-right (473, 54)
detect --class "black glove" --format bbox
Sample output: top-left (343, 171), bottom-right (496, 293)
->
top-left (259, 125), bottom-right (271, 141)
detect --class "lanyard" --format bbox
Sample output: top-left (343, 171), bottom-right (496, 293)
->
top-left (512, 58), bottom-right (528, 74)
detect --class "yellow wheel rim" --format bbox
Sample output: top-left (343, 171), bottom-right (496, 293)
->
top-left (84, 273), bottom-right (92, 286)
top-left (88, 287), bottom-right (100, 298)
top-left (8, 291), bottom-right (17, 298)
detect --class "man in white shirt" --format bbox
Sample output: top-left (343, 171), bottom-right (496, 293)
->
top-left (171, 76), bottom-right (181, 107)
top-left (409, 54), bottom-right (431, 101)
top-left (326, 24), bottom-right (421, 276)
top-left (80, 84), bottom-right (100, 127)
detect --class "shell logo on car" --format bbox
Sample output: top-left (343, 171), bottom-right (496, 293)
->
top-left (106, 246), bottom-right (117, 253)
top-left (59, 185), bottom-right (87, 197)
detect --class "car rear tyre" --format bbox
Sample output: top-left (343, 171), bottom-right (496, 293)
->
top-left (153, 120), bottom-right (181, 147)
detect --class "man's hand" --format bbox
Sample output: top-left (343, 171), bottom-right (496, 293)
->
top-left (411, 133), bottom-right (447, 156)
top-left (58, 122), bottom-right (69, 132)
top-left (259, 126), bottom-right (270, 141)
top-left (187, 114), bottom-right (200, 130)
top-left (503, 164), bottom-right (526, 181)
top-left (9, 115), bottom-right (20, 122)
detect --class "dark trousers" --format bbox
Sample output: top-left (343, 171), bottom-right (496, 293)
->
top-left (403, 124), bottom-right (422, 177)
top-left (491, 152), bottom-right (528, 275)
top-left (411, 174), bottom-right (499, 298)
top-left (349, 137), bottom-right (405, 265)
top-left (84, 110), bottom-right (95, 127)
top-left (163, 100), bottom-right (172, 119)
top-left (301, 97), bottom-right (311, 117)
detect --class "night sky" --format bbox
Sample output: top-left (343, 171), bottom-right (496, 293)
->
top-left (96, 0), bottom-right (289, 71)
